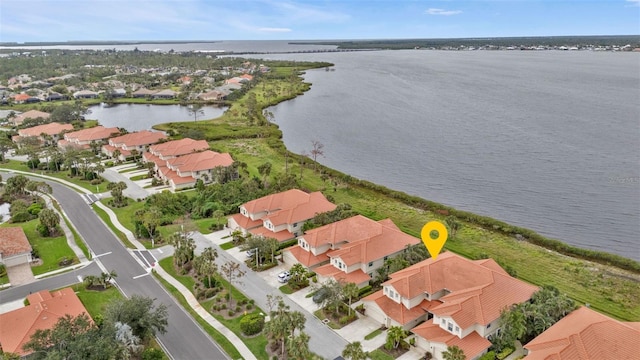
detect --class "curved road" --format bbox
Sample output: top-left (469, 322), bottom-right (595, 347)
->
top-left (2, 173), bottom-right (228, 360)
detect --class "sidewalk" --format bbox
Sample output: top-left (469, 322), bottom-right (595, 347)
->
top-left (96, 203), bottom-right (256, 360)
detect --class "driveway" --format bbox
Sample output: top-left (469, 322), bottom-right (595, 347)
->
top-left (101, 167), bottom-right (150, 200)
top-left (5, 263), bottom-right (35, 286)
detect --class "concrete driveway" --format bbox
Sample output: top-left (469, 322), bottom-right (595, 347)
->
top-left (5, 263), bottom-right (35, 286)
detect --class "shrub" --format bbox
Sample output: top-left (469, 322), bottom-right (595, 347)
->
top-left (339, 316), bottom-right (351, 325)
top-left (235, 306), bottom-right (241, 312)
top-left (202, 277), bottom-right (218, 288)
top-left (220, 303), bottom-right (227, 310)
top-left (11, 211), bottom-right (33, 223)
top-left (37, 223), bottom-right (49, 237)
top-left (90, 178), bottom-right (102, 185)
top-left (228, 310), bottom-right (235, 316)
top-left (27, 203), bottom-right (43, 215)
top-left (205, 288), bottom-right (217, 298)
top-left (58, 257), bottom-right (73, 267)
top-left (479, 351), bottom-right (496, 360)
top-left (245, 303), bottom-right (253, 310)
top-left (240, 313), bottom-right (265, 336)
top-left (141, 348), bottom-right (164, 360)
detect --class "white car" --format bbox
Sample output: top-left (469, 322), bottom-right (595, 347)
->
top-left (277, 271), bottom-right (291, 283)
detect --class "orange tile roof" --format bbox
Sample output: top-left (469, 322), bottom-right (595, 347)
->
top-left (149, 138), bottom-right (209, 158)
top-left (384, 252), bottom-right (538, 327)
top-left (249, 227), bottom-right (294, 242)
top-left (166, 150), bottom-right (233, 172)
top-left (327, 224), bottom-right (420, 265)
top-left (0, 288), bottom-right (90, 356)
top-left (303, 215), bottom-right (398, 248)
top-left (524, 306), bottom-right (640, 360)
top-left (364, 290), bottom-right (437, 326)
top-left (263, 192), bottom-right (336, 227)
top-left (314, 263), bottom-right (371, 285)
top-left (102, 144), bottom-right (131, 157)
top-left (63, 125), bottom-right (120, 142)
top-left (12, 110), bottom-right (50, 124)
top-left (18, 122), bottom-right (73, 137)
top-left (158, 167), bottom-right (196, 185)
top-left (284, 245), bottom-right (329, 268)
top-left (14, 93), bottom-right (30, 101)
top-left (109, 130), bottom-right (167, 148)
top-left (412, 321), bottom-right (491, 359)
top-left (0, 227), bottom-right (32, 257)
top-left (229, 213), bottom-right (263, 230)
top-left (142, 151), bottom-right (164, 167)
top-left (243, 189), bottom-right (311, 214)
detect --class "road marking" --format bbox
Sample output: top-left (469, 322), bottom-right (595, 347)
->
top-left (93, 251), bottom-right (112, 258)
top-left (77, 275), bottom-right (83, 282)
top-left (133, 272), bottom-right (150, 279)
top-left (157, 248), bottom-right (163, 253)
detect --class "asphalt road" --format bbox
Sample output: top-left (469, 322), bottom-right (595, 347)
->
top-left (2, 173), bottom-right (229, 360)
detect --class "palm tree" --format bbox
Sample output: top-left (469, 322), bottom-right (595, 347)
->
top-left (442, 345), bottom-right (465, 360)
top-left (385, 326), bottom-right (405, 350)
top-left (286, 331), bottom-right (310, 360)
top-left (342, 341), bottom-right (369, 360)
top-left (343, 282), bottom-right (359, 316)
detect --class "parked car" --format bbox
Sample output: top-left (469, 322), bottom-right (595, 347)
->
top-left (246, 248), bottom-right (257, 258)
top-left (277, 271), bottom-right (291, 283)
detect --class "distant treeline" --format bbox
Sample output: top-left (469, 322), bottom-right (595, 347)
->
top-left (0, 40), bottom-right (220, 46)
top-left (292, 35), bottom-right (640, 49)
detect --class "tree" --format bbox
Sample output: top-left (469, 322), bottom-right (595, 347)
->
top-left (188, 104), bottom-right (205, 122)
top-left (114, 321), bottom-right (143, 357)
top-left (26, 181), bottom-right (52, 196)
top-left (196, 247), bottom-right (218, 287)
top-left (257, 161), bottom-right (272, 187)
top-left (38, 208), bottom-right (60, 236)
top-left (310, 140), bottom-right (325, 171)
top-left (0, 136), bottom-right (14, 163)
top-left (262, 109), bottom-right (274, 127)
top-left (287, 331), bottom-right (311, 360)
top-left (168, 230), bottom-right (196, 269)
top-left (5, 175), bottom-right (28, 196)
top-left (107, 181), bottom-right (128, 207)
top-left (442, 345), bottom-right (465, 360)
top-left (104, 295), bottom-right (168, 341)
top-left (288, 263), bottom-right (308, 289)
top-left (23, 314), bottom-right (123, 360)
top-left (316, 279), bottom-right (344, 316)
top-left (342, 282), bottom-right (359, 316)
top-left (220, 261), bottom-right (246, 306)
top-left (385, 326), bottom-right (406, 350)
top-left (342, 341), bottom-right (370, 360)
top-left (142, 207), bottom-right (162, 247)
top-left (99, 270), bottom-right (117, 289)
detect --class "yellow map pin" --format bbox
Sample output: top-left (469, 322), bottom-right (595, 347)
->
top-left (421, 221), bottom-right (448, 260)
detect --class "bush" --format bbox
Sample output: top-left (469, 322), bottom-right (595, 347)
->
top-left (202, 277), bottom-right (218, 288)
top-left (37, 223), bottom-right (49, 237)
top-left (240, 313), bottom-right (265, 335)
top-left (11, 211), bottom-right (33, 223)
top-left (58, 256), bottom-right (73, 267)
top-left (90, 178), bottom-right (103, 185)
top-left (235, 306), bottom-right (241, 312)
top-left (141, 348), bottom-right (164, 360)
top-left (228, 310), bottom-right (235, 317)
top-left (27, 203), bottom-right (43, 215)
top-left (479, 351), bottom-right (496, 360)
top-left (339, 316), bottom-right (350, 325)
top-left (245, 303), bottom-right (253, 310)
top-left (205, 288), bottom-right (217, 298)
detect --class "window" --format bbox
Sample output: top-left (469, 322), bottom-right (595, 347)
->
top-left (487, 323), bottom-right (491, 329)
top-left (384, 256), bottom-right (388, 261)
top-left (455, 326), bottom-right (459, 333)
top-left (293, 223), bottom-right (297, 227)
top-left (441, 319), bottom-right (446, 325)
top-left (368, 261), bottom-right (373, 267)
top-left (447, 322), bottom-right (453, 332)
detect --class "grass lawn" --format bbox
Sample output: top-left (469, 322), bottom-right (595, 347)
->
top-left (76, 285), bottom-right (122, 317)
top-left (279, 284), bottom-right (294, 294)
top-left (51, 200), bottom-right (90, 259)
top-left (152, 271), bottom-right (242, 359)
top-left (313, 309), bottom-right (340, 330)
top-left (91, 203), bottom-right (136, 249)
top-left (369, 349), bottom-right (395, 360)
top-left (365, 328), bottom-right (383, 341)
top-left (129, 174), bottom-right (149, 181)
top-left (220, 241), bottom-right (236, 250)
top-left (1, 219), bottom-right (78, 275)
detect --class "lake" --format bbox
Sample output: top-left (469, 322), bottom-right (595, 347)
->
top-left (88, 103), bottom-right (227, 131)
top-left (259, 50), bottom-right (640, 261)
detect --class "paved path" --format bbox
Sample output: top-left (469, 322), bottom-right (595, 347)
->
top-left (101, 167), bottom-right (150, 200)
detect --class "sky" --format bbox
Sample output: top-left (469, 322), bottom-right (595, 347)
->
top-left (1, 0), bottom-right (638, 43)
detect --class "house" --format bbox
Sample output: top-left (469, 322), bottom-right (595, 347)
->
top-left (58, 125), bottom-right (120, 150)
top-left (106, 88), bottom-right (126, 98)
top-left (157, 150), bottom-right (235, 190)
top-left (0, 227), bottom-right (33, 267)
top-left (0, 288), bottom-right (91, 356)
top-left (523, 306), bottom-right (640, 360)
top-left (45, 92), bottom-right (66, 101)
top-left (229, 189), bottom-right (337, 242)
top-left (132, 88), bottom-right (156, 98)
top-left (73, 90), bottom-right (98, 99)
top-left (197, 90), bottom-right (225, 101)
top-left (152, 89), bottom-right (177, 99)
top-left (12, 122), bottom-right (74, 146)
top-left (284, 215), bottom-right (421, 287)
top-left (363, 252), bottom-right (538, 360)
top-left (13, 93), bottom-right (31, 104)
top-left (10, 109), bottom-right (50, 126)
top-left (102, 130), bottom-right (167, 160)
top-left (142, 137), bottom-right (209, 167)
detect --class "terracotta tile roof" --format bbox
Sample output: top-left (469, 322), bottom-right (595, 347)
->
top-left (327, 224), bottom-right (420, 266)
top-left (284, 245), bottom-right (329, 268)
top-left (149, 138), bottom-right (209, 158)
top-left (0, 288), bottom-right (90, 356)
top-left (243, 189), bottom-right (311, 214)
top-left (249, 227), bottom-right (295, 242)
top-left (142, 151), bottom-right (164, 167)
top-left (264, 192), bottom-right (336, 227)
top-left (109, 130), bottom-right (167, 148)
top-left (364, 290), bottom-right (437, 326)
top-left (14, 93), bottom-right (30, 102)
top-left (412, 321), bottom-right (491, 359)
top-left (63, 125), bottom-right (120, 142)
top-left (229, 213), bottom-right (263, 231)
top-left (102, 144), bottom-right (131, 157)
top-left (302, 215), bottom-right (397, 248)
top-left (384, 252), bottom-right (538, 327)
top-left (166, 150), bottom-right (234, 173)
top-left (12, 110), bottom-right (50, 124)
top-left (158, 166), bottom-right (196, 185)
top-left (18, 122), bottom-right (73, 137)
top-left (314, 263), bottom-right (371, 285)
top-left (0, 227), bottom-right (32, 257)
top-left (524, 306), bottom-right (640, 360)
